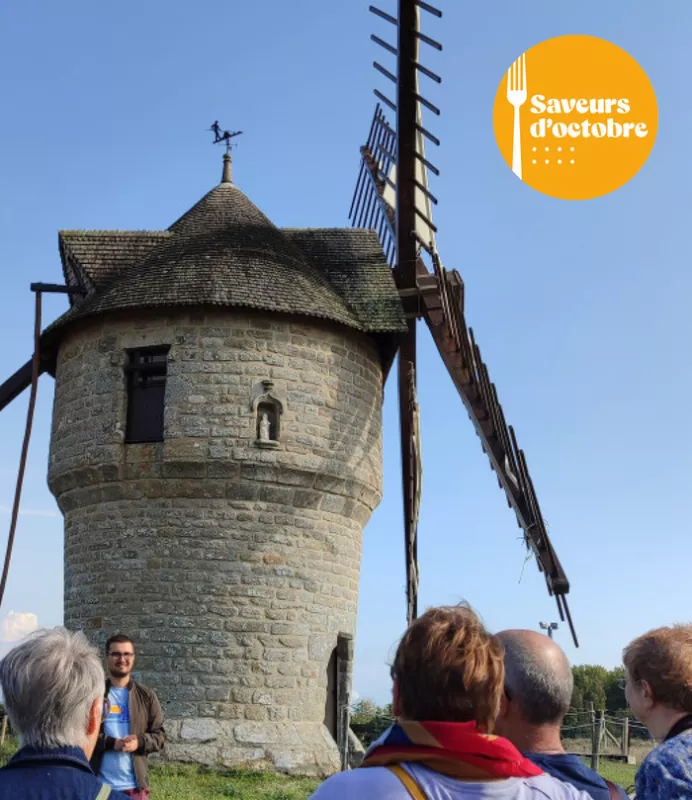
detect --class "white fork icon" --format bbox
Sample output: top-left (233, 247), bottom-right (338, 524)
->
top-left (506, 52), bottom-right (527, 179)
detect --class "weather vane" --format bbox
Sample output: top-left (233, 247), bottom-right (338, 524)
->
top-left (210, 121), bottom-right (243, 154)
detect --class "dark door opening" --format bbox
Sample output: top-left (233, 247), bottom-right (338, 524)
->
top-left (324, 646), bottom-right (338, 741)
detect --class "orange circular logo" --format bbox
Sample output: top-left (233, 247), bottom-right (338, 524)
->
top-left (493, 35), bottom-right (658, 200)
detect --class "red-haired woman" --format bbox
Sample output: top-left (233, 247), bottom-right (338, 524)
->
top-left (310, 603), bottom-right (590, 799)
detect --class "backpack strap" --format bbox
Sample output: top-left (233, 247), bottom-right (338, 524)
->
top-left (386, 764), bottom-right (427, 800)
top-left (604, 778), bottom-right (621, 799)
top-left (95, 784), bottom-right (111, 800)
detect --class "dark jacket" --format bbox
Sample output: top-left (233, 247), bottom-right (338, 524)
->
top-left (0, 744), bottom-right (131, 799)
top-left (90, 678), bottom-right (165, 790)
top-left (526, 752), bottom-right (628, 800)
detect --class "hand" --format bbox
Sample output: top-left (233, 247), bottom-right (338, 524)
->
top-left (114, 736), bottom-right (139, 753)
top-left (121, 735), bottom-right (139, 753)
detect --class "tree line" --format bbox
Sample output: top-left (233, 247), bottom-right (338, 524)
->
top-left (352, 664), bottom-right (650, 742)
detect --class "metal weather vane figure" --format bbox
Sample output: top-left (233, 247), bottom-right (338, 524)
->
top-left (210, 121), bottom-right (243, 154)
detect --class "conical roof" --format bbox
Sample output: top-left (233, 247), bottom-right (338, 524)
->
top-left (47, 166), bottom-right (406, 341)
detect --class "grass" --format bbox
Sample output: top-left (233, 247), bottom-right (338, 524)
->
top-left (565, 736), bottom-right (652, 794)
top-left (597, 759), bottom-right (637, 790)
top-left (148, 763), bottom-right (318, 800)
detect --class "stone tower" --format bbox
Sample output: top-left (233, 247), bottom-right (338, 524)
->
top-left (43, 155), bottom-right (405, 774)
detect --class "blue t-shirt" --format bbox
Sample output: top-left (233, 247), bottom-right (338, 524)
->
top-left (99, 686), bottom-right (137, 791)
top-left (525, 753), bottom-right (628, 800)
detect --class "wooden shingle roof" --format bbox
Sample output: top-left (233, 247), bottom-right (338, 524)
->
top-left (59, 230), bottom-right (171, 288)
top-left (49, 179), bottom-right (406, 339)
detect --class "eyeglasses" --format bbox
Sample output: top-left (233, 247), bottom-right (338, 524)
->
top-left (617, 677), bottom-right (627, 690)
top-left (108, 651), bottom-right (134, 661)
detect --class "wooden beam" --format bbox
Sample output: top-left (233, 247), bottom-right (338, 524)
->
top-left (0, 361), bottom-right (33, 413)
top-left (0, 357), bottom-right (50, 413)
top-left (396, 0), bottom-right (422, 626)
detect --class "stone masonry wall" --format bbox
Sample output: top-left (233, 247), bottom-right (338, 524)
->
top-left (47, 309), bottom-right (384, 775)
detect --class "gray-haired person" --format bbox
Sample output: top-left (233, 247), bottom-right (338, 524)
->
top-left (494, 630), bottom-right (627, 800)
top-left (0, 627), bottom-right (131, 800)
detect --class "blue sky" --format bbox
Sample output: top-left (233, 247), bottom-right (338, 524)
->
top-left (0, 1), bottom-right (690, 702)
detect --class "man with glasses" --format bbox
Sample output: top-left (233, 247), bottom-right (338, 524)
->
top-left (91, 634), bottom-right (165, 799)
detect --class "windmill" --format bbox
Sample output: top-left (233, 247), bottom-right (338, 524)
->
top-left (350, 0), bottom-right (577, 643)
top-left (0, 0), bottom-right (576, 654)
top-left (0, 0), bottom-right (576, 774)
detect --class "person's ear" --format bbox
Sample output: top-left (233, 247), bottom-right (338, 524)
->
top-left (639, 679), bottom-right (656, 711)
top-left (87, 697), bottom-right (101, 737)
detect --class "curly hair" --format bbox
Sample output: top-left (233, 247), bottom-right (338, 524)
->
top-left (390, 603), bottom-right (505, 731)
top-left (623, 625), bottom-right (692, 713)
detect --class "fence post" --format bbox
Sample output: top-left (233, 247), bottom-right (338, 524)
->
top-left (621, 716), bottom-right (629, 757)
top-left (599, 711), bottom-right (605, 749)
top-left (0, 715), bottom-right (7, 746)
top-left (588, 702), bottom-right (598, 770)
top-left (591, 710), bottom-right (603, 772)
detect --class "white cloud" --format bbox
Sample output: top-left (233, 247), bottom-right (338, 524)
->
top-left (1, 611), bottom-right (39, 643)
top-left (0, 505), bottom-right (60, 518)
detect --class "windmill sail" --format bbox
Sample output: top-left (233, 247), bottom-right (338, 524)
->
top-left (382, 86), bottom-right (438, 253)
top-left (351, 0), bottom-right (577, 644)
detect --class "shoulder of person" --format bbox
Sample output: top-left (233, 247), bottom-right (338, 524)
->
top-left (525, 773), bottom-right (594, 799)
top-left (132, 680), bottom-right (159, 701)
top-left (643, 735), bottom-right (690, 768)
top-left (638, 736), bottom-right (692, 784)
top-left (309, 767), bottom-right (408, 799)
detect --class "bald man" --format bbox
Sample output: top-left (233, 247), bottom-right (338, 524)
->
top-left (495, 631), bottom-right (628, 800)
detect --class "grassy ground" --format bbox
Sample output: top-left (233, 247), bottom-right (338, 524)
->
top-left (565, 736), bottom-right (651, 794)
top-left (0, 740), bottom-right (15, 767)
top-left (597, 760), bottom-right (637, 791)
top-left (149, 763), bottom-right (319, 800)
top-left (149, 762), bottom-right (640, 799)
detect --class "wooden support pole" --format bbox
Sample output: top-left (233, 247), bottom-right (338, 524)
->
top-left (0, 714), bottom-right (8, 746)
top-left (591, 709), bottom-right (603, 772)
top-left (396, 0), bottom-right (422, 626)
top-left (622, 716), bottom-right (629, 757)
top-left (588, 702), bottom-right (597, 771)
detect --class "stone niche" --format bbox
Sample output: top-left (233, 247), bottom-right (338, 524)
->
top-left (252, 379), bottom-right (283, 449)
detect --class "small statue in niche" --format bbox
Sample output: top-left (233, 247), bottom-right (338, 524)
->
top-left (253, 389), bottom-right (282, 447)
top-left (259, 412), bottom-right (271, 442)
